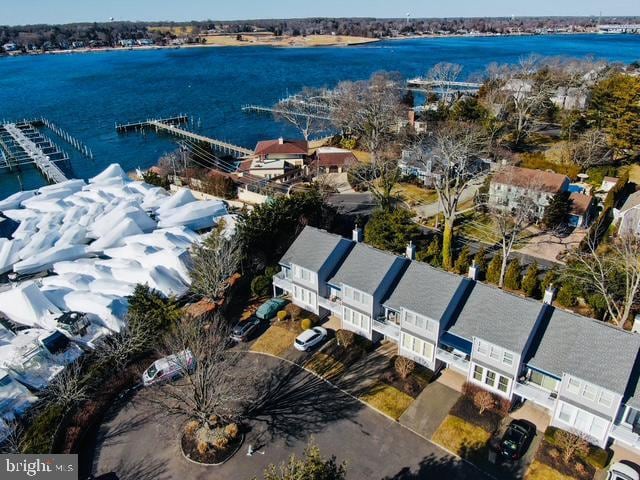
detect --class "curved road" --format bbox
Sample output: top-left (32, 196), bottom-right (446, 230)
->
top-left (90, 353), bottom-right (487, 480)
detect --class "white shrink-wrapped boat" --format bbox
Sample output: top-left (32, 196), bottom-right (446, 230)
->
top-left (13, 245), bottom-right (92, 275)
top-left (0, 283), bottom-right (60, 329)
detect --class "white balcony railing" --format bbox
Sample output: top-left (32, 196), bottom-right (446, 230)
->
top-left (513, 382), bottom-right (557, 410)
top-left (272, 273), bottom-right (292, 292)
top-left (610, 424), bottom-right (640, 449)
top-left (318, 296), bottom-right (342, 315)
top-left (372, 319), bottom-right (400, 340)
top-left (436, 348), bottom-right (470, 374)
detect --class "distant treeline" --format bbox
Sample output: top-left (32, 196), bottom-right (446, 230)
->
top-left (2, 16), bottom-right (640, 50)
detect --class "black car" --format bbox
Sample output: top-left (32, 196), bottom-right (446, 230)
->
top-left (230, 317), bottom-right (261, 342)
top-left (499, 420), bottom-right (536, 460)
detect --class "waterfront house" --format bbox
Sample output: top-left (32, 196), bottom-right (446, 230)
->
top-left (310, 147), bottom-right (358, 174)
top-left (489, 166), bottom-right (570, 218)
top-left (247, 138), bottom-right (309, 179)
top-left (272, 225), bottom-right (640, 450)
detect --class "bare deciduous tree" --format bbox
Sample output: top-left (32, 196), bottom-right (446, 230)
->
top-left (275, 87), bottom-right (331, 141)
top-left (486, 56), bottom-right (555, 146)
top-left (555, 429), bottom-right (590, 465)
top-left (566, 231), bottom-right (640, 326)
top-left (346, 152), bottom-right (400, 210)
top-left (0, 420), bottom-right (25, 454)
top-left (394, 356), bottom-right (416, 380)
top-left (426, 62), bottom-right (463, 108)
top-left (485, 168), bottom-right (540, 288)
top-left (148, 314), bottom-right (260, 429)
top-left (571, 129), bottom-right (611, 168)
top-left (190, 229), bottom-right (242, 302)
top-left (331, 71), bottom-right (407, 161)
top-left (96, 318), bottom-right (153, 372)
top-left (473, 390), bottom-right (495, 416)
top-left (414, 122), bottom-right (487, 269)
top-left (44, 362), bottom-right (88, 409)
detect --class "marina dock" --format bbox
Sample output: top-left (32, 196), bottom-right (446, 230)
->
top-left (406, 78), bottom-right (482, 94)
top-left (115, 114), bottom-right (189, 133)
top-left (0, 122), bottom-right (68, 183)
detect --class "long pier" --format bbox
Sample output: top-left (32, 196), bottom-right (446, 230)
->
top-left (115, 114), bottom-right (189, 133)
top-left (116, 115), bottom-right (254, 158)
top-left (242, 104), bottom-right (332, 121)
top-left (406, 78), bottom-right (482, 94)
top-left (1, 123), bottom-right (68, 183)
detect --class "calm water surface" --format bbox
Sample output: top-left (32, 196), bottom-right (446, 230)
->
top-left (0, 34), bottom-right (638, 196)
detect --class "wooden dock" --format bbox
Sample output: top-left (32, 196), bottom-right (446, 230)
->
top-left (406, 78), bottom-right (482, 94)
top-left (1, 123), bottom-right (68, 183)
top-left (116, 115), bottom-right (254, 158)
top-left (115, 114), bottom-right (189, 133)
top-left (242, 104), bottom-right (332, 121)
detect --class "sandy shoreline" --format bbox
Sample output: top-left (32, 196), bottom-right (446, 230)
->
top-left (0, 31), bottom-right (603, 58)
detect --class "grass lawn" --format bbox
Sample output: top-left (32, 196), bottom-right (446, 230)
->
top-left (360, 382), bottom-right (414, 420)
top-left (455, 212), bottom-right (498, 244)
top-left (624, 164), bottom-right (640, 184)
top-left (250, 324), bottom-right (298, 357)
top-left (432, 415), bottom-right (492, 457)
top-left (526, 461), bottom-right (575, 480)
top-left (393, 183), bottom-right (439, 207)
top-left (305, 352), bottom-right (347, 380)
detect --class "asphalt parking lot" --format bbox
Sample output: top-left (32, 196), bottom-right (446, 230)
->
top-left (90, 353), bottom-right (488, 480)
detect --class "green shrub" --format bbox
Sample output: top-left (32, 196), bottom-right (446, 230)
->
top-left (545, 426), bottom-right (610, 469)
top-left (522, 261), bottom-right (541, 298)
top-left (251, 275), bottom-right (272, 297)
top-left (541, 267), bottom-right (559, 292)
top-left (276, 310), bottom-right (288, 321)
top-left (418, 236), bottom-right (442, 268)
top-left (453, 245), bottom-right (472, 275)
top-left (301, 318), bottom-right (313, 330)
top-left (339, 137), bottom-right (357, 150)
top-left (556, 285), bottom-right (577, 307)
top-left (504, 259), bottom-right (522, 291)
top-left (486, 254), bottom-right (502, 285)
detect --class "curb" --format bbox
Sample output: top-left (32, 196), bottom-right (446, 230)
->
top-left (180, 431), bottom-right (245, 467)
top-left (244, 350), bottom-right (497, 480)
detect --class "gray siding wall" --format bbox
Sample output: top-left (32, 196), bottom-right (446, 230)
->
top-left (557, 374), bottom-right (622, 421)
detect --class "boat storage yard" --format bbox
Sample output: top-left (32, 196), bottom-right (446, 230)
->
top-left (0, 163), bottom-right (235, 439)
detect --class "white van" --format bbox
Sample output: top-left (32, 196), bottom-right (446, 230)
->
top-left (142, 350), bottom-right (195, 387)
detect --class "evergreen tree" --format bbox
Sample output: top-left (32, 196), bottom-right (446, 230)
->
top-left (453, 245), bottom-right (472, 274)
top-left (474, 246), bottom-right (489, 272)
top-left (522, 261), bottom-right (541, 298)
top-left (504, 259), bottom-right (522, 291)
top-left (262, 440), bottom-right (347, 480)
top-left (127, 284), bottom-right (181, 331)
top-left (541, 266), bottom-right (559, 292)
top-left (542, 191), bottom-right (572, 229)
top-left (486, 253), bottom-right (503, 285)
top-left (556, 284), bottom-right (577, 307)
top-left (364, 208), bottom-right (421, 254)
top-left (417, 236), bottom-right (442, 268)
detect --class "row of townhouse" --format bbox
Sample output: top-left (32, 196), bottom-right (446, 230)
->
top-left (272, 225), bottom-right (640, 451)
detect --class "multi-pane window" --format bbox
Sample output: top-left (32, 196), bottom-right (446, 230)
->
top-left (343, 307), bottom-right (370, 331)
top-left (556, 401), bottom-right (609, 441)
top-left (471, 364), bottom-right (510, 395)
top-left (293, 285), bottom-right (316, 307)
top-left (293, 265), bottom-right (314, 284)
top-left (343, 286), bottom-right (371, 308)
top-left (599, 391), bottom-right (614, 408)
top-left (404, 310), bottom-right (437, 334)
top-left (565, 377), bottom-right (615, 408)
top-left (400, 333), bottom-right (434, 362)
top-left (582, 384), bottom-right (598, 402)
top-left (475, 340), bottom-right (515, 368)
top-left (567, 377), bottom-right (581, 394)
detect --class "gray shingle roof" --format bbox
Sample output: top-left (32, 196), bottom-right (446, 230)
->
top-left (328, 243), bottom-right (406, 294)
top-left (448, 282), bottom-right (543, 354)
top-left (384, 261), bottom-right (464, 323)
top-left (279, 226), bottom-right (350, 272)
top-left (527, 308), bottom-right (640, 395)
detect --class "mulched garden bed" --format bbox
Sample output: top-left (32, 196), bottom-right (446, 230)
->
top-left (181, 431), bottom-right (244, 465)
top-left (379, 356), bottom-right (434, 399)
top-left (449, 395), bottom-right (503, 433)
top-left (535, 439), bottom-right (595, 480)
top-left (323, 339), bottom-right (367, 367)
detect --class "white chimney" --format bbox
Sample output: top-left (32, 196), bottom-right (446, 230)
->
top-left (278, 137), bottom-right (284, 145)
top-left (543, 284), bottom-right (557, 305)
top-left (468, 260), bottom-right (479, 280)
top-left (632, 315), bottom-right (640, 334)
top-left (352, 225), bottom-right (363, 243)
top-left (406, 241), bottom-right (416, 260)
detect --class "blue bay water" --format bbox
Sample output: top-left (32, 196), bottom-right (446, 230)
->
top-left (0, 34), bottom-right (638, 197)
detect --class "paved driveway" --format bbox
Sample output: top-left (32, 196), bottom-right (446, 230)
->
top-left (90, 354), bottom-right (487, 480)
top-left (400, 382), bottom-right (460, 440)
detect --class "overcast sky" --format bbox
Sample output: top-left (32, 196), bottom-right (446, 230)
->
top-left (3, 0), bottom-right (638, 26)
